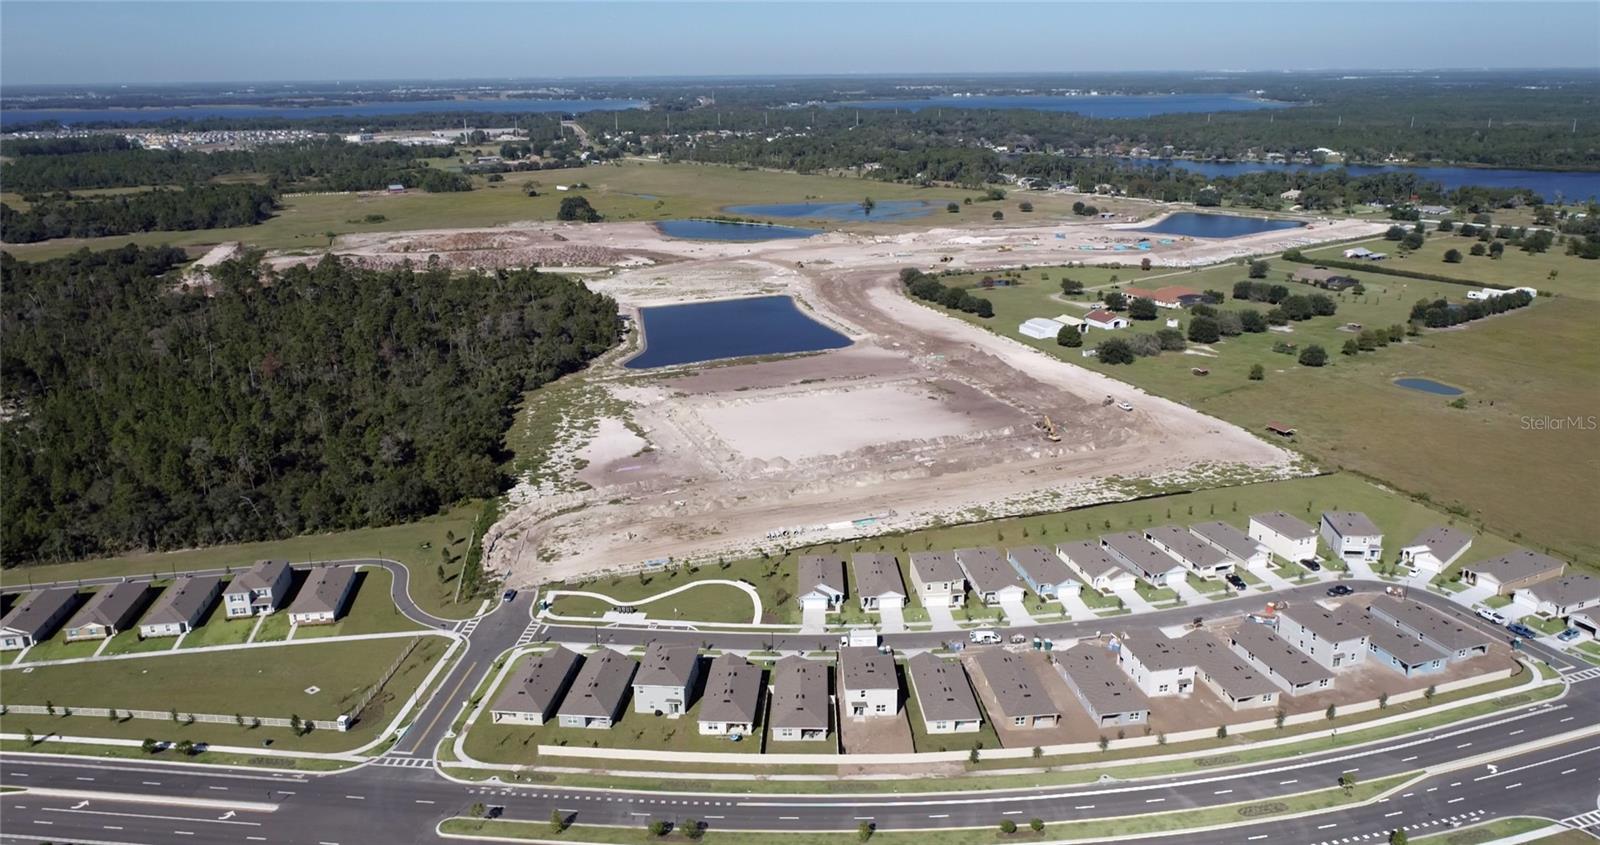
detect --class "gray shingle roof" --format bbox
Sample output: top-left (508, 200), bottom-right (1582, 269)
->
top-left (1367, 596), bottom-right (1491, 653)
top-left (1466, 549), bottom-right (1566, 585)
top-left (851, 553), bottom-right (905, 599)
top-left (1007, 545), bottom-right (1076, 588)
top-left (1100, 532), bottom-right (1186, 580)
top-left (797, 555), bottom-right (846, 598)
top-left (1280, 603), bottom-right (1368, 644)
top-left (1251, 511), bottom-right (1316, 541)
top-left (1526, 574), bottom-right (1600, 608)
top-left (1360, 612), bottom-right (1449, 667)
top-left (970, 650), bottom-right (1058, 720)
top-left (1057, 643), bottom-right (1150, 717)
top-left (1322, 511), bottom-right (1382, 538)
top-left (1188, 634), bottom-right (1280, 699)
top-left (1189, 521), bottom-right (1266, 561)
top-left (1056, 540), bottom-right (1128, 581)
top-left (769, 656), bottom-right (829, 730)
top-left (1403, 526), bottom-right (1471, 563)
top-left (231, 559), bottom-right (290, 593)
top-left (66, 582), bottom-right (146, 631)
top-left (289, 566), bottom-right (356, 616)
top-left (492, 646), bottom-right (582, 717)
top-left (1229, 622), bottom-right (1334, 687)
top-left (558, 649), bottom-right (637, 719)
top-left (0, 588), bottom-right (77, 638)
top-left (905, 653), bottom-right (981, 724)
top-left (698, 654), bottom-right (763, 725)
top-left (839, 646), bottom-right (897, 694)
top-left (634, 642), bottom-right (699, 688)
top-left (910, 551), bottom-right (964, 585)
top-left (1145, 525), bottom-right (1231, 569)
top-left (142, 576), bottom-right (221, 627)
top-left (955, 547), bottom-right (1023, 595)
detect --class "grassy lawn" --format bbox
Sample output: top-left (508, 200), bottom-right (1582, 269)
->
top-left (1077, 586), bottom-right (1121, 609)
top-left (1301, 234), bottom-right (1600, 302)
top-left (546, 581), bottom-right (759, 625)
top-left (1414, 817), bottom-right (1558, 844)
top-left (903, 671), bottom-right (1000, 755)
top-left (100, 626), bottom-right (179, 656)
top-left (1483, 594), bottom-right (1512, 609)
top-left (1135, 580), bottom-right (1179, 604)
top-left (0, 503), bottom-right (489, 620)
top-left (177, 594), bottom-right (256, 649)
top-left (291, 567), bottom-right (425, 639)
top-left (1520, 614), bottom-right (1567, 636)
top-left (1188, 574), bottom-right (1228, 595)
top-left (466, 698), bottom-right (761, 764)
top-left (254, 610), bottom-right (294, 643)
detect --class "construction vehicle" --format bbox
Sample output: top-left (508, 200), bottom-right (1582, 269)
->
top-left (1032, 415), bottom-right (1061, 442)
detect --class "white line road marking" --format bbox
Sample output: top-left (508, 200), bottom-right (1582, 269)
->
top-left (1003, 810), bottom-right (1023, 815)
top-left (928, 814), bottom-right (949, 819)
top-left (174, 832), bottom-right (195, 836)
top-left (705, 815), bottom-right (723, 820)
top-left (1317, 823), bottom-right (1337, 830)
top-left (1448, 797), bottom-right (1465, 804)
top-left (104, 826), bottom-right (123, 831)
top-left (1146, 798), bottom-right (1165, 803)
top-left (779, 816), bottom-right (799, 821)
top-left (1279, 779), bottom-right (1298, 785)
top-left (208, 786), bottom-right (229, 791)
top-left (1450, 782), bottom-right (1461, 787)
top-left (1402, 793), bottom-right (1414, 798)
top-left (43, 807), bottom-right (263, 827)
top-left (1509, 729), bottom-right (1524, 736)
top-left (32, 821), bottom-right (51, 826)
top-left (1426, 787), bottom-right (1438, 793)
top-left (1247, 836), bottom-right (1268, 841)
top-left (344, 795), bottom-right (364, 800)
top-left (248, 838), bottom-right (266, 842)
top-left (1562, 768), bottom-right (1579, 775)
top-left (854, 817), bottom-right (875, 821)
top-left (75, 777), bottom-right (95, 781)
top-left (1505, 782), bottom-right (1522, 789)
top-left (1386, 811), bottom-right (1404, 817)
top-left (1075, 804), bottom-right (1095, 810)
top-left (1456, 743), bottom-right (1472, 749)
top-left (1561, 717), bottom-right (1575, 723)
top-left (6, 773), bottom-right (25, 778)
top-left (630, 813), bottom-right (648, 817)
top-left (1401, 756), bottom-right (1418, 762)
top-left (1214, 789), bottom-right (1233, 795)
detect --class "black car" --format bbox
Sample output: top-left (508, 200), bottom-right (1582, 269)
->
top-left (1226, 574), bottom-right (1248, 591)
top-left (501, 589), bottom-right (517, 602)
top-left (1301, 558), bottom-right (1323, 572)
top-left (1326, 584), bottom-right (1353, 597)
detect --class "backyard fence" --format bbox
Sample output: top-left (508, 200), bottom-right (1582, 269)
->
top-left (346, 635), bottom-right (422, 727)
top-left (2, 704), bottom-right (345, 732)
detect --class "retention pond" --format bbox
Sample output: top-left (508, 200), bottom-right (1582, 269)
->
top-left (626, 296), bottom-right (851, 369)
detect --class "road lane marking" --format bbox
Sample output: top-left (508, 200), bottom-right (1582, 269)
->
top-left (1074, 804), bottom-right (1095, 810)
top-left (705, 815), bottom-right (723, 820)
top-left (779, 816), bottom-right (799, 820)
top-left (1247, 836), bottom-right (1268, 841)
top-left (1316, 822), bottom-right (1335, 829)
top-left (928, 814), bottom-right (949, 819)
top-left (415, 800), bottom-right (435, 805)
top-left (1448, 797), bottom-right (1465, 804)
top-left (1145, 798), bottom-right (1165, 803)
top-left (1004, 810), bottom-right (1023, 815)
top-left (32, 821), bottom-right (51, 825)
top-left (1279, 779), bottom-right (1298, 785)
top-left (344, 795), bottom-right (364, 800)
top-left (1505, 782), bottom-right (1522, 789)
top-left (1562, 768), bottom-right (1578, 775)
top-left (208, 786), bottom-right (229, 791)
top-left (1508, 729), bottom-right (1524, 736)
top-left (1456, 743), bottom-right (1472, 749)
top-left (42, 807), bottom-right (264, 827)
top-left (1401, 756), bottom-right (1417, 762)
top-left (1214, 789), bottom-right (1233, 795)
top-left (1386, 811), bottom-right (1404, 817)
top-left (402, 660), bottom-right (479, 754)
top-left (175, 832), bottom-right (195, 837)
top-left (75, 777), bottom-right (95, 781)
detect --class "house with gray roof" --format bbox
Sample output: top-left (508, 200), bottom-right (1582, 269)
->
top-left (1190, 634), bottom-right (1281, 710)
top-left (1248, 511), bottom-right (1318, 563)
top-left (769, 656), bottom-right (830, 742)
top-left (1276, 603), bottom-right (1368, 670)
top-left (557, 648), bottom-right (637, 729)
top-left (1321, 511), bottom-right (1384, 562)
top-left (139, 576), bottom-right (222, 638)
top-left (1359, 610), bottom-right (1450, 676)
top-left (490, 646), bottom-right (583, 725)
top-left (0, 588), bottom-right (79, 650)
top-left (909, 551), bottom-right (965, 609)
top-left (1190, 521), bottom-right (1271, 570)
top-left (1006, 545), bottom-right (1080, 600)
top-left (839, 646), bottom-right (899, 719)
top-left (1515, 574), bottom-right (1600, 618)
top-left (905, 653), bottom-right (981, 734)
top-left (1056, 540), bottom-right (1137, 592)
top-left (1145, 525), bottom-right (1234, 580)
top-left (851, 553), bottom-right (906, 612)
top-left (1398, 527), bottom-right (1472, 576)
top-left (1462, 550), bottom-right (1566, 596)
top-left (955, 548), bottom-right (1027, 605)
top-left (224, 559), bottom-right (294, 618)
top-left (797, 555), bottom-right (847, 612)
top-left (632, 642), bottom-right (702, 717)
top-left (697, 654), bottom-right (763, 736)
top-left (969, 649), bottom-right (1060, 729)
top-left (288, 566), bottom-right (357, 625)
top-left (1114, 630), bottom-right (1198, 697)
top-left (1056, 643), bottom-right (1150, 727)
top-left (1228, 622), bottom-right (1335, 695)
top-left (64, 582), bottom-right (149, 641)
top-left (1366, 596), bottom-right (1490, 661)
top-left (1100, 532), bottom-right (1187, 587)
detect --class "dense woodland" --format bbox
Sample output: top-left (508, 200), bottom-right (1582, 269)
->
top-left (0, 184), bottom-right (278, 242)
top-left (0, 247), bottom-right (620, 564)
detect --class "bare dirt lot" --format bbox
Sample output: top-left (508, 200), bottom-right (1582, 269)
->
top-left (275, 214), bottom-right (1381, 584)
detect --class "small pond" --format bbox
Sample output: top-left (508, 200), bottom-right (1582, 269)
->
top-left (1133, 212), bottom-right (1306, 239)
top-left (722, 200), bottom-right (935, 222)
top-left (655, 219), bottom-right (819, 241)
top-left (1394, 378), bottom-right (1465, 396)
top-left (626, 295), bottom-right (851, 369)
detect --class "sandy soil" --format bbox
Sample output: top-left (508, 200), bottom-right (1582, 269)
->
top-left (270, 212), bottom-right (1380, 585)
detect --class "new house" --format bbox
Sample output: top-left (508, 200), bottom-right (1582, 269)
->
top-left (1248, 511), bottom-right (1318, 563)
top-left (1366, 597), bottom-right (1491, 662)
top-left (697, 654), bottom-right (763, 736)
top-left (1276, 604), bottom-right (1369, 670)
top-left (489, 647), bottom-right (583, 725)
top-left (797, 555), bottom-right (847, 612)
top-left (851, 553), bottom-right (907, 613)
top-left (1056, 643), bottom-right (1150, 727)
top-left (839, 646), bottom-right (899, 718)
top-left (970, 650), bottom-right (1061, 729)
top-left (1100, 532), bottom-right (1187, 587)
top-left (0, 588), bottom-right (79, 650)
top-left (1082, 309), bottom-right (1130, 331)
top-left (1461, 550), bottom-right (1566, 596)
top-left (769, 656), bottom-right (830, 742)
top-left (632, 642), bottom-right (702, 717)
top-left (905, 653), bottom-right (982, 734)
top-left (1228, 622), bottom-right (1335, 695)
top-left (1395, 527), bottom-right (1472, 576)
top-left (1188, 635), bottom-right (1281, 710)
top-left (1189, 521), bottom-right (1272, 571)
top-left (1360, 611), bottom-right (1449, 676)
top-left (138, 575), bottom-right (222, 638)
top-left (1321, 511), bottom-right (1384, 562)
top-left (557, 649), bottom-right (637, 729)
top-left (287, 566), bottom-right (357, 625)
top-left (1122, 285), bottom-right (1203, 309)
top-left (955, 547), bottom-right (1027, 605)
top-left (63, 582), bottom-right (149, 641)
top-left (1056, 540), bottom-right (1138, 592)
top-left (1514, 575), bottom-right (1600, 618)
top-left (224, 559), bottom-right (294, 618)
top-left (1113, 631), bottom-right (1197, 697)
top-left (1006, 545), bottom-right (1080, 600)
top-left (909, 551), bottom-right (966, 608)
top-left (1144, 525), bottom-right (1234, 579)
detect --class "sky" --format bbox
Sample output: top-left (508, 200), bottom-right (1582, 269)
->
top-left (2, 1), bottom-right (1598, 86)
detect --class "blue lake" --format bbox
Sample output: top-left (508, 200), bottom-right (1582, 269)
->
top-left (1394, 378), bottom-right (1465, 396)
top-left (1116, 158), bottom-right (1600, 202)
top-left (832, 94), bottom-right (1288, 118)
top-left (1132, 212), bottom-right (1306, 238)
top-left (723, 200), bottom-right (934, 222)
top-left (626, 296), bottom-right (851, 369)
top-left (0, 98), bottom-right (645, 126)
top-left (655, 219), bottom-right (819, 241)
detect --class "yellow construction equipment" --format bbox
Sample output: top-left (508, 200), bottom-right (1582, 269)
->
top-left (1033, 415), bottom-right (1061, 442)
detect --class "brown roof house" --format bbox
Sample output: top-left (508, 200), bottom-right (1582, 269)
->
top-left (1461, 550), bottom-right (1566, 596)
top-left (769, 656), bottom-right (831, 742)
top-left (1056, 643), bottom-right (1150, 727)
top-left (0, 588), bottom-right (79, 650)
top-left (63, 582), bottom-right (149, 642)
top-left (797, 555), bottom-right (847, 612)
top-left (287, 566), bottom-right (357, 625)
top-left (839, 646), bottom-right (899, 719)
top-left (851, 553), bottom-right (907, 612)
top-left (697, 654), bottom-right (764, 737)
top-left (139, 576), bottom-right (222, 638)
top-left (557, 648), bottom-right (637, 729)
top-left (632, 642), bottom-right (702, 717)
top-left (909, 551), bottom-right (966, 609)
top-left (224, 559), bottom-right (294, 618)
top-left (1397, 527), bottom-right (1473, 576)
top-left (490, 646), bottom-right (583, 725)
top-left (905, 653), bottom-right (982, 734)
top-left (970, 649), bottom-right (1060, 729)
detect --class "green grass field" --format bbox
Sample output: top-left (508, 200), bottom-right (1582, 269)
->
top-left (546, 581), bottom-right (759, 625)
top-left (1300, 233), bottom-right (1600, 301)
top-left (290, 567), bottom-right (426, 639)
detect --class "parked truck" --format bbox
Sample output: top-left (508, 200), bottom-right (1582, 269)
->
top-left (840, 629), bottom-right (880, 648)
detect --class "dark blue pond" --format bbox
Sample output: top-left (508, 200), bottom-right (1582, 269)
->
top-left (1132, 213), bottom-right (1306, 238)
top-left (832, 94), bottom-right (1288, 118)
top-left (655, 220), bottom-right (819, 241)
top-left (626, 296), bottom-right (851, 369)
top-left (0, 98), bottom-right (644, 126)
top-left (723, 200), bottom-right (934, 222)
top-left (1116, 158), bottom-right (1599, 203)
top-left (1394, 378), bottom-right (1465, 396)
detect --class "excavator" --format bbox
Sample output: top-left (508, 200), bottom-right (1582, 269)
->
top-left (1032, 415), bottom-right (1061, 442)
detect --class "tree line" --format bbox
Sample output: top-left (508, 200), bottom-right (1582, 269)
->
top-left (0, 184), bottom-right (278, 242)
top-left (1, 247), bottom-right (620, 565)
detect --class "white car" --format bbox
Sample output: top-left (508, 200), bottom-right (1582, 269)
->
top-left (1116, 401), bottom-right (1134, 411)
top-left (1475, 607), bottom-right (1507, 626)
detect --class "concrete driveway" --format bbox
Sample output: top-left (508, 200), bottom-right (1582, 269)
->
top-left (925, 602), bottom-right (958, 632)
top-left (1059, 592), bottom-right (1096, 622)
top-left (1170, 577), bottom-right (1208, 606)
top-left (1250, 565), bottom-right (1297, 592)
top-left (998, 595), bottom-right (1036, 627)
top-left (1111, 586), bottom-right (1156, 614)
top-left (1453, 583), bottom-right (1497, 609)
top-left (878, 603), bottom-right (906, 633)
top-left (800, 603), bottom-right (827, 633)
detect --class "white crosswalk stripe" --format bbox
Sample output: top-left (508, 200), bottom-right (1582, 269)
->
top-left (372, 756), bottom-right (435, 769)
top-left (1306, 811), bottom-right (1485, 845)
top-left (514, 621), bottom-right (543, 646)
top-left (1562, 666), bottom-right (1600, 683)
top-left (1564, 810), bottom-right (1600, 829)
top-left (457, 616), bottom-right (483, 637)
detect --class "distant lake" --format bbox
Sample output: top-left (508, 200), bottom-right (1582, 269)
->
top-left (1131, 212), bottom-right (1306, 238)
top-left (723, 200), bottom-right (934, 222)
top-left (0, 98), bottom-right (645, 126)
top-left (655, 219), bottom-right (819, 241)
top-left (1116, 158), bottom-right (1600, 202)
top-left (626, 296), bottom-right (851, 369)
top-left (1394, 377), bottom-right (1465, 396)
top-left (833, 94), bottom-right (1289, 118)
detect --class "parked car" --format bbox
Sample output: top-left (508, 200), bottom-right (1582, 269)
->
top-left (1475, 607), bottom-right (1507, 626)
top-left (1010, 634), bottom-right (1029, 644)
top-left (969, 629), bottom-right (1002, 644)
top-left (1507, 622), bottom-right (1538, 639)
top-left (1326, 584), bottom-right (1353, 597)
top-left (1226, 574), bottom-right (1248, 591)
top-left (1558, 628), bottom-right (1582, 642)
top-left (1300, 558), bottom-right (1323, 572)
top-left (1116, 401), bottom-right (1134, 412)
